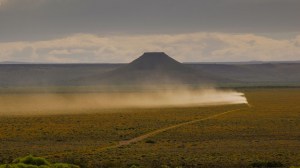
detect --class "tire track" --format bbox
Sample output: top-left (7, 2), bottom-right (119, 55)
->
top-left (44, 108), bottom-right (242, 158)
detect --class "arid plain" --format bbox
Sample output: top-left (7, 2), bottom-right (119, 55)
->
top-left (0, 88), bottom-right (299, 168)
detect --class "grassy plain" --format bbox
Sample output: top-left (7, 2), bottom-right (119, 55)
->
top-left (0, 89), bottom-right (300, 168)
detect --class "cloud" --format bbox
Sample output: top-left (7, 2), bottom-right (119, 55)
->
top-left (0, 0), bottom-right (7, 7)
top-left (0, 33), bottom-right (299, 63)
top-left (0, 0), bottom-right (49, 12)
top-left (0, 0), bottom-right (300, 42)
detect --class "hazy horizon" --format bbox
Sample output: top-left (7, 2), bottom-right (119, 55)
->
top-left (1, 57), bottom-right (300, 64)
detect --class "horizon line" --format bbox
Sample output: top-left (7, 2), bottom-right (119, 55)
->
top-left (1, 60), bottom-right (300, 65)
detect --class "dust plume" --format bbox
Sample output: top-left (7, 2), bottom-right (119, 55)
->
top-left (0, 88), bottom-right (248, 116)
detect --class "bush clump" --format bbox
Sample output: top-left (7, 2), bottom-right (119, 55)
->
top-left (250, 160), bottom-right (284, 167)
top-left (145, 140), bottom-right (156, 144)
top-left (13, 155), bottom-right (50, 166)
top-left (0, 155), bottom-right (80, 168)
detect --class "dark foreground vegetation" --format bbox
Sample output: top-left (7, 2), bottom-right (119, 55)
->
top-left (0, 155), bottom-right (79, 168)
top-left (0, 89), bottom-right (300, 167)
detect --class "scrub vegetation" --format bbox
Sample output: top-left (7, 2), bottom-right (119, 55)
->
top-left (0, 155), bottom-right (79, 168)
top-left (0, 89), bottom-right (299, 167)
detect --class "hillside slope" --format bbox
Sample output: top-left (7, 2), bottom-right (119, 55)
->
top-left (74, 52), bottom-right (229, 86)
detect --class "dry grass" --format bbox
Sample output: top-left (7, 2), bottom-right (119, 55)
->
top-left (0, 89), bottom-right (300, 168)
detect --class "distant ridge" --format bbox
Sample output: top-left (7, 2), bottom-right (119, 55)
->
top-left (73, 52), bottom-right (230, 86)
top-left (1, 53), bottom-right (300, 88)
top-left (185, 60), bottom-right (300, 65)
top-left (2, 59), bottom-right (300, 65)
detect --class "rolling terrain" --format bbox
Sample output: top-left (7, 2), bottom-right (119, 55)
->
top-left (0, 53), bottom-right (300, 88)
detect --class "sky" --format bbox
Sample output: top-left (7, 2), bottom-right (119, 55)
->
top-left (0, 0), bottom-right (299, 63)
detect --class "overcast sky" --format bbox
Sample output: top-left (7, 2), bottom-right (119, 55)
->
top-left (0, 0), bottom-right (299, 63)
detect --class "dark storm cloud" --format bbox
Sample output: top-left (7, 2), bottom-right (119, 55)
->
top-left (0, 0), bottom-right (299, 42)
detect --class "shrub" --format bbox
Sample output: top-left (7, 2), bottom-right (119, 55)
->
top-left (0, 155), bottom-right (80, 168)
top-left (13, 155), bottom-right (50, 166)
top-left (52, 163), bottom-right (80, 168)
top-left (145, 140), bottom-right (156, 144)
top-left (250, 160), bottom-right (284, 167)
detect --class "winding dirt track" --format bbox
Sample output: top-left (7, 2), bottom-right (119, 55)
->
top-left (117, 108), bottom-right (242, 146)
top-left (44, 108), bottom-right (242, 158)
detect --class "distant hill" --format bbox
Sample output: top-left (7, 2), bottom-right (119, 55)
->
top-left (0, 53), bottom-right (300, 88)
top-left (72, 52), bottom-right (229, 86)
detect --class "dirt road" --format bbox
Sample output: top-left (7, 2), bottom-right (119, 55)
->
top-left (44, 108), bottom-right (242, 158)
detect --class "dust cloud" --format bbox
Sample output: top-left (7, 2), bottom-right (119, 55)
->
top-left (0, 88), bottom-right (248, 116)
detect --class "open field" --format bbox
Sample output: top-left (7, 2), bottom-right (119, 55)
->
top-left (0, 89), bottom-right (300, 167)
